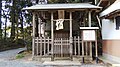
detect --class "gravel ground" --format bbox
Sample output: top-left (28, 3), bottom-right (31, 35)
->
top-left (0, 48), bottom-right (106, 67)
top-left (0, 60), bottom-right (43, 67)
top-left (0, 48), bottom-right (43, 67)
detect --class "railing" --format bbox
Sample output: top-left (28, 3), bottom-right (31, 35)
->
top-left (73, 36), bottom-right (93, 58)
top-left (73, 36), bottom-right (82, 56)
top-left (33, 36), bottom-right (93, 59)
top-left (33, 37), bottom-right (52, 57)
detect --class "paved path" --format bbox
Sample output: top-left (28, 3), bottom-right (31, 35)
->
top-left (0, 60), bottom-right (42, 67)
top-left (44, 65), bottom-right (106, 67)
top-left (0, 48), bottom-right (43, 67)
top-left (0, 48), bottom-right (26, 60)
top-left (0, 48), bottom-right (107, 67)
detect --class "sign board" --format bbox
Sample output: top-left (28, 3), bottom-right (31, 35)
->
top-left (83, 30), bottom-right (96, 41)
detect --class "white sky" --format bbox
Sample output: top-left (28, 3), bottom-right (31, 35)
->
top-left (1, 1), bottom-right (11, 29)
top-left (1, 1), bottom-right (30, 29)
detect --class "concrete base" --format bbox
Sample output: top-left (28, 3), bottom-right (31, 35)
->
top-left (73, 56), bottom-right (93, 62)
top-left (33, 56), bottom-right (51, 62)
top-left (99, 56), bottom-right (120, 67)
top-left (43, 60), bottom-right (81, 66)
top-left (33, 56), bottom-right (93, 63)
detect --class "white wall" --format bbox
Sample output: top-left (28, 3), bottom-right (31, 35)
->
top-left (102, 18), bottom-right (120, 40)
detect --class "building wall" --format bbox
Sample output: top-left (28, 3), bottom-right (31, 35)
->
top-left (102, 40), bottom-right (120, 63)
top-left (102, 18), bottom-right (120, 40)
top-left (103, 40), bottom-right (120, 57)
top-left (102, 18), bottom-right (120, 63)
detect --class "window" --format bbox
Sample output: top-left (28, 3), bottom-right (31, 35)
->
top-left (115, 16), bottom-right (120, 30)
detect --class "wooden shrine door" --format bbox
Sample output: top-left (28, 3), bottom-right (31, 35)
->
top-left (53, 31), bottom-right (71, 60)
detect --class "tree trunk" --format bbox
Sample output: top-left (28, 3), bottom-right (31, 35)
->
top-left (10, 0), bottom-right (16, 40)
top-left (20, 13), bottom-right (24, 39)
top-left (4, 15), bottom-right (7, 40)
top-left (16, 16), bottom-right (19, 40)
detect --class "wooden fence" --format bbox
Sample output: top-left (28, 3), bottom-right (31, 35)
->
top-left (34, 37), bottom-right (52, 57)
top-left (33, 36), bottom-right (93, 60)
top-left (73, 36), bottom-right (93, 58)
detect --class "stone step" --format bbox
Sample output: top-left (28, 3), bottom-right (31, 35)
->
top-left (43, 65), bottom-right (106, 67)
top-left (43, 60), bottom-right (81, 67)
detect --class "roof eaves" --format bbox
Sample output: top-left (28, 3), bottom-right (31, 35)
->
top-left (100, 1), bottom-right (120, 17)
top-left (22, 3), bottom-right (102, 10)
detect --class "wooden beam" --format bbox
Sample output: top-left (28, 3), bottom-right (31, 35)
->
top-left (51, 11), bottom-right (54, 61)
top-left (32, 13), bottom-right (36, 37)
top-left (61, 38), bottom-right (63, 57)
top-left (97, 0), bottom-right (109, 7)
top-left (97, 0), bottom-right (102, 6)
top-left (95, 30), bottom-right (98, 63)
top-left (37, 37), bottom-right (39, 55)
top-left (32, 37), bottom-right (35, 59)
top-left (95, 31), bottom-right (98, 58)
top-left (88, 11), bottom-right (92, 27)
top-left (70, 11), bottom-right (72, 42)
top-left (78, 36), bottom-right (80, 55)
top-left (38, 15), bottom-right (41, 37)
top-left (70, 11), bottom-right (73, 60)
top-left (90, 42), bottom-right (92, 60)
top-left (95, 0), bottom-right (97, 5)
top-left (96, 15), bottom-right (102, 28)
top-left (32, 13), bottom-right (36, 59)
top-left (82, 35), bottom-right (84, 63)
top-left (44, 37), bottom-right (46, 55)
top-left (86, 42), bottom-right (88, 56)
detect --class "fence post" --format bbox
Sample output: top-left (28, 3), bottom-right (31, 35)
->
top-left (40, 37), bottom-right (42, 56)
top-left (78, 36), bottom-right (80, 55)
top-left (32, 37), bottom-right (35, 60)
top-left (61, 38), bottom-right (63, 57)
top-left (90, 42), bottom-right (92, 61)
top-left (47, 37), bottom-right (50, 55)
top-left (37, 37), bottom-right (39, 55)
top-left (86, 42), bottom-right (88, 56)
top-left (95, 30), bottom-right (98, 63)
top-left (74, 36), bottom-right (76, 56)
top-left (44, 37), bottom-right (46, 55)
top-left (82, 31), bottom-right (84, 63)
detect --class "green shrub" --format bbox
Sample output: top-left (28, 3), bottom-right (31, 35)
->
top-left (16, 53), bottom-right (25, 59)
